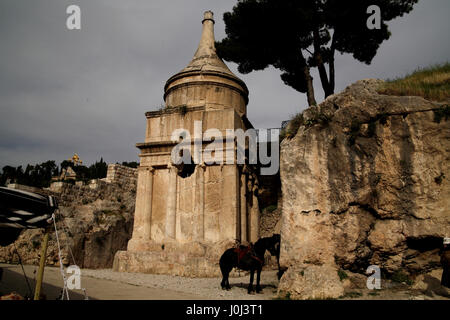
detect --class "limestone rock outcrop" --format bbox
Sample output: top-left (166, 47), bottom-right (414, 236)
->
top-left (279, 79), bottom-right (450, 299)
top-left (0, 165), bottom-right (137, 269)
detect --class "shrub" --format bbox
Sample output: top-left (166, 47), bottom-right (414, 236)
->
top-left (280, 113), bottom-right (305, 140)
top-left (433, 104), bottom-right (450, 123)
top-left (338, 269), bottom-right (348, 281)
top-left (343, 291), bottom-right (363, 299)
top-left (265, 204), bottom-right (278, 213)
top-left (391, 271), bottom-right (413, 285)
top-left (435, 173), bottom-right (445, 185)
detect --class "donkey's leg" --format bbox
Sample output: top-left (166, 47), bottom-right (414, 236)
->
top-left (221, 266), bottom-right (232, 290)
top-left (248, 269), bottom-right (255, 294)
top-left (225, 269), bottom-right (232, 290)
top-left (256, 268), bottom-right (263, 293)
top-left (220, 272), bottom-right (227, 290)
top-left (220, 260), bottom-right (231, 290)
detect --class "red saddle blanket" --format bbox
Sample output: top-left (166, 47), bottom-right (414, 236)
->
top-left (234, 245), bottom-right (264, 265)
top-left (234, 245), bottom-right (252, 262)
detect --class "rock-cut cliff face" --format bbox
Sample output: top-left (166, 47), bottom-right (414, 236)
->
top-left (0, 165), bottom-right (137, 269)
top-left (278, 79), bottom-right (449, 299)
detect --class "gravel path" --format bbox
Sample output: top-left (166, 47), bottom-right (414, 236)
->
top-left (81, 268), bottom-right (280, 300)
top-left (1, 263), bottom-right (279, 300)
top-left (3, 264), bottom-right (449, 300)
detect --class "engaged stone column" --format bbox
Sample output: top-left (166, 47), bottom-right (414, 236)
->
top-left (194, 163), bottom-right (206, 241)
top-left (143, 166), bottom-right (155, 240)
top-left (165, 162), bottom-right (178, 240)
top-left (128, 166), bottom-right (154, 250)
top-left (240, 166), bottom-right (248, 242)
top-left (249, 180), bottom-right (260, 243)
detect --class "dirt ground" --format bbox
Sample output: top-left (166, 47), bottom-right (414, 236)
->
top-left (0, 263), bottom-right (278, 300)
top-left (1, 263), bottom-right (449, 300)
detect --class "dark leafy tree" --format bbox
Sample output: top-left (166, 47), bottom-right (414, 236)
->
top-left (88, 158), bottom-right (107, 179)
top-left (0, 161), bottom-right (57, 188)
top-left (0, 166), bottom-right (18, 186)
top-left (60, 160), bottom-right (73, 171)
top-left (216, 0), bottom-right (418, 105)
top-left (0, 158), bottom-right (107, 187)
top-left (121, 161), bottom-right (139, 169)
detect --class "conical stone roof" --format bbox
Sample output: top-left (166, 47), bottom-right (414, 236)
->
top-left (180, 11), bottom-right (235, 76)
top-left (164, 11), bottom-right (248, 104)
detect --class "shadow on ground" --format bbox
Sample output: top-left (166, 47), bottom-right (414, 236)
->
top-left (0, 265), bottom-right (89, 300)
top-left (422, 275), bottom-right (450, 298)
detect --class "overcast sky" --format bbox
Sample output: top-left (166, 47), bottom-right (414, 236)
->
top-left (0, 0), bottom-right (449, 168)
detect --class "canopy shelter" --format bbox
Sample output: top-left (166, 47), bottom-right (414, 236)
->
top-left (0, 186), bottom-right (57, 245)
top-left (0, 186), bottom-right (58, 299)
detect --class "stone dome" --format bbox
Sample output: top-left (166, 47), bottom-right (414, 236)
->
top-left (164, 11), bottom-right (249, 114)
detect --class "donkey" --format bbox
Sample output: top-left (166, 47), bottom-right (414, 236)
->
top-left (219, 234), bottom-right (280, 294)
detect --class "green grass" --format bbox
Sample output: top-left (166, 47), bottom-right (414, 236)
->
top-left (378, 63), bottom-right (450, 102)
top-left (264, 204), bottom-right (278, 213)
top-left (342, 291), bottom-right (363, 299)
top-left (273, 292), bottom-right (292, 300)
top-left (280, 113), bottom-right (304, 140)
top-left (391, 271), bottom-right (414, 286)
top-left (338, 270), bottom-right (348, 281)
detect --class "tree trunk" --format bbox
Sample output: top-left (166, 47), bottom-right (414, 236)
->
top-left (329, 37), bottom-right (336, 95)
top-left (313, 29), bottom-right (332, 98)
top-left (303, 65), bottom-right (317, 106)
top-left (328, 55), bottom-right (335, 95)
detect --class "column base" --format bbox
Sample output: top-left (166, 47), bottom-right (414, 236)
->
top-left (114, 239), bottom-right (241, 277)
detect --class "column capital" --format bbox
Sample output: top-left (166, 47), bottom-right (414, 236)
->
top-left (198, 162), bottom-right (207, 171)
top-left (138, 166), bottom-right (155, 174)
top-left (167, 161), bottom-right (178, 173)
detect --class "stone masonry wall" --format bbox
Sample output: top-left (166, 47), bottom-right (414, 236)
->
top-left (104, 164), bottom-right (138, 185)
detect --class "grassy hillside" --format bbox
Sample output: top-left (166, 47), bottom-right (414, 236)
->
top-left (378, 63), bottom-right (450, 102)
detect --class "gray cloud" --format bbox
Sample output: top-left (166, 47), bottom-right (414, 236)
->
top-left (1, 0), bottom-right (449, 168)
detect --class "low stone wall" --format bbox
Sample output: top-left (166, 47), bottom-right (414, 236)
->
top-left (46, 164), bottom-right (137, 206)
top-left (6, 183), bottom-right (51, 196)
top-left (104, 164), bottom-right (138, 185)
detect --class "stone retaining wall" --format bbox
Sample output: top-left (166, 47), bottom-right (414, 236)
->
top-left (104, 164), bottom-right (138, 185)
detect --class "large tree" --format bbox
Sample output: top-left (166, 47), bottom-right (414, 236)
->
top-left (216, 0), bottom-right (418, 106)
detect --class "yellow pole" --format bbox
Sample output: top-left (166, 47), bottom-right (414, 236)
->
top-left (34, 228), bottom-right (50, 300)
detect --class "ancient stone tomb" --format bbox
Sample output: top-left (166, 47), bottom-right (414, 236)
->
top-left (113, 11), bottom-right (260, 277)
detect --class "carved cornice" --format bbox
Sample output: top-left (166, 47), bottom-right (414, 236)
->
top-left (145, 106), bottom-right (205, 118)
top-left (163, 79), bottom-right (249, 105)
